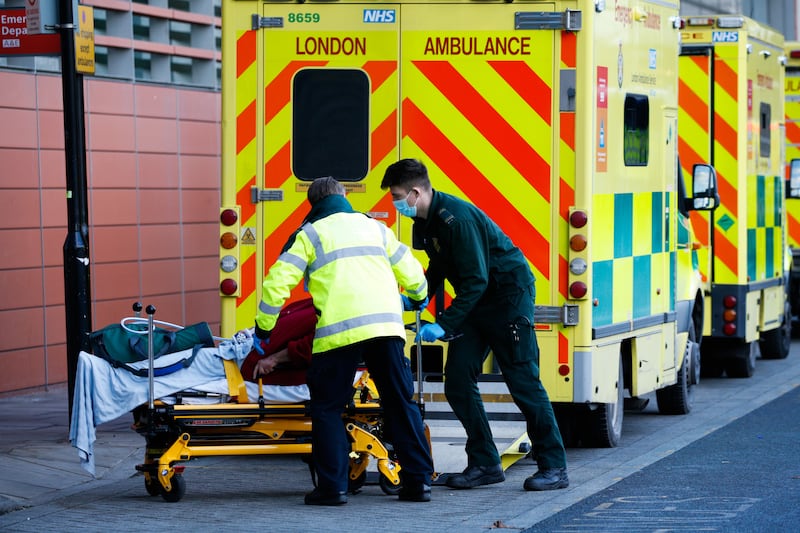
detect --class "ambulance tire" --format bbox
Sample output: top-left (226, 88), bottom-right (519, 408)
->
top-left (724, 340), bottom-right (757, 379)
top-left (759, 300), bottom-right (791, 360)
top-left (583, 361), bottom-right (624, 448)
top-left (655, 317), bottom-right (697, 415)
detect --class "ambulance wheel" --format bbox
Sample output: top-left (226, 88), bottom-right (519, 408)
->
top-left (724, 340), bottom-right (757, 378)
top-left (379, 474), bottom-right (402, 496)
top-left (656, 350), bottom-right (692, 414)
top-left (583, 360), bottom-right (624, 447)
top-left (759, 300), bottom-right (791, 360)
top-left (160, 474), bottom-right (186, 503)
top-left (144, 475), bottom-right (161, 497)
top-left (656, 317), bottom-right (697, 415)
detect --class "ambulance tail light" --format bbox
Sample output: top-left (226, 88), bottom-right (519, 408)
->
top-left (790, 50), bottom-right (800, 59)
top-left (721, 294), bottom-right (737, 336)
top-left (219, 207), bottom-right (241, 297)
top-left (567, 208), bottom-right (589, 301)
top-left (569, 281), bottom-right (588, 299)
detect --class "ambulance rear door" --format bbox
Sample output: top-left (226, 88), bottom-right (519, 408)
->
top-left (252, 3), bottom-right (401, 309)
top-left (398, 4), bottom-right (568, 398)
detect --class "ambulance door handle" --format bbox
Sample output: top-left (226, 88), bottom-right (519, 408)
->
top-left (251, 186), bottom-right (284, 203)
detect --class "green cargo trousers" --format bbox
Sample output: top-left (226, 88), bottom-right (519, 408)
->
top-left (444, 284), bottom-right (567, 469)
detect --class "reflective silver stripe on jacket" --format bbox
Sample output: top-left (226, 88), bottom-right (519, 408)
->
top-left (388, 243), bottom-right (409, 266)
top-left (303, 221), bottom-right (389, 273)
top-left (405, 281), bottom-right (428, 299)
top-left (259, 300), bottom-right (282, 315)
top-left (278, 251), bottom-right (308, 271)
top-left (314, 312), bottom-right (403, 340)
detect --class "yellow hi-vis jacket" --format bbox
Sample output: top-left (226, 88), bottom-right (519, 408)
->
top-left (256, 211), bottom-right (428, 354)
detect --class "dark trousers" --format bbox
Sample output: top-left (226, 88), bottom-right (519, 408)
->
top-left (306, 336), bottom-right (434, 492)
top-left (445, 285), bottom-right (567, 469)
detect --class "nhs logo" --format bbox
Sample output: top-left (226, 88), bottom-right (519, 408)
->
top-left (363, 9), bottom-right (396, 23)
top-left (712, 31), bottom-right (739, 43)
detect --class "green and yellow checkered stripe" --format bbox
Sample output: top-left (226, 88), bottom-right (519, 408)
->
top-left (592, 192), bottom-right (671, 327)
top-left (747, 175), bottom-right (784, 280)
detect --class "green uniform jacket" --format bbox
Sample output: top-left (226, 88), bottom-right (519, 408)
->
top-left (413, 190), bottom-right (535, 335)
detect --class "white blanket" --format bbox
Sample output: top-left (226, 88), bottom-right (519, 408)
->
top-left (69, 337), bottom-right (309, 476)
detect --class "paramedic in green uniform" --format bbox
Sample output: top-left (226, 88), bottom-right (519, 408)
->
top-left (382, 159), bottom-right (568, 491)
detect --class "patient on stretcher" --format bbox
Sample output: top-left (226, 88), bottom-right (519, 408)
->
top-left (239, 298), bottom-right (315, 386)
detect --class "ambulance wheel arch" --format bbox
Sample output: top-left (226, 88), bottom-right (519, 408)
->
top-left (758, 297), bottom-right (792, 360)
top-left (555, 345), bottom-right (625, 448)
top-left (656, 314), bottom-right (699, 415)
top-left (584, 358), bottom-right (624, 447)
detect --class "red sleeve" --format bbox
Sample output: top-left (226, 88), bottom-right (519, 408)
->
top-left (269, 298), bottom-right (317, 368)
top-left (286, 332), bottom-right (313, 368)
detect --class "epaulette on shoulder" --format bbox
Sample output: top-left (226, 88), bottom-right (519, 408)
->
top-left (437, 207), bottom-right (456, 225)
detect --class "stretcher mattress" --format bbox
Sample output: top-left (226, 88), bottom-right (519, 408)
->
top-left (69, 336), bottom-right (309, 476)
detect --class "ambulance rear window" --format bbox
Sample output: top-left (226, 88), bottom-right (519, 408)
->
top-left (623, 94), bottom-right (649, 167)
top-left (292, 69), bottom-right (370, 182)
top-left (760, 103), bottom-right (771, 159)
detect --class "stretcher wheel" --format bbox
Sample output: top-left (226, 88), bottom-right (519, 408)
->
top-left (160, 474), bottom-right (186, 503)
top-left (144, 476), bottom-right (161, 497)
top-left (348, 470), bottom-right (367, 493)
top-left (379, 474), bottom-right (402, 496)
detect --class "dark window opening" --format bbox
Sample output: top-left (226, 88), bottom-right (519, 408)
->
top-left (760, 102), bottom-right (771, 159)
top-left (292, 69), bottom-right (370, 182)
top-left (624, 94), bottom-right (649, 166)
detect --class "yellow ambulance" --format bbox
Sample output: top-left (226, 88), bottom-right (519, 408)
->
top-left (783, 41), bottom-right (800, 325)
top-left (218, 0), bottom-right (716, 447)
top-left (678, 15), bottom-right (792, 378)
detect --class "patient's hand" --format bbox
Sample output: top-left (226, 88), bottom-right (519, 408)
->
top-left (252, 348), bottom-right (290, 379)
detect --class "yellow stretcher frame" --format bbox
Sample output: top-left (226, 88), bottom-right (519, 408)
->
top-left (134, 359), bottom-right (400, 502)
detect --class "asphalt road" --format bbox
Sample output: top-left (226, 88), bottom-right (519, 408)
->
top-left (526, 384), bottom-right (800, 532)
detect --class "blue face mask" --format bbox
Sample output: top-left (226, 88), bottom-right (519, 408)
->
top-left (393, 190), bottom-right (417, 218)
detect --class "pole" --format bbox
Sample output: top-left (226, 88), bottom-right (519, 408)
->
top-left (58, 0), bottom-right (92, 420)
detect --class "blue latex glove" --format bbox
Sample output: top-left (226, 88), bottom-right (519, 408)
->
top-left (253, 339), bottom-right (266, 356)
top-left (416, 323), bottom-right (445, 343)
top-left (401, 294), bottom-right (429, 311)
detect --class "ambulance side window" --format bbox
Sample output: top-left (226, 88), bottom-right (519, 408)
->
top-left (760, 103), bottom-right (771, 159)
top-left (292, 69), bottom-right (370, 182)
top-left (623, 94), bottom-right (649, 167)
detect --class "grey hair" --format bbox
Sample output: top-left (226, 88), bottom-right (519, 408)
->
top-left (307, 176), bottom-right (346, 206)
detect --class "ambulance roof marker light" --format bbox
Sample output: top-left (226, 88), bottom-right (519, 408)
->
top-left (686, 17), bottom-right (714, 27)
top-left (716, 16), bottom-right (744, 29)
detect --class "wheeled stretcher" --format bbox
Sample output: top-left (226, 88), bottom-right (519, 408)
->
top-left (70, 304), bottom-right (406, 503)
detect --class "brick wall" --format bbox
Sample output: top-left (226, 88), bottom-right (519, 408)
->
top-left (0, 70), bottom-right (221, 395)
